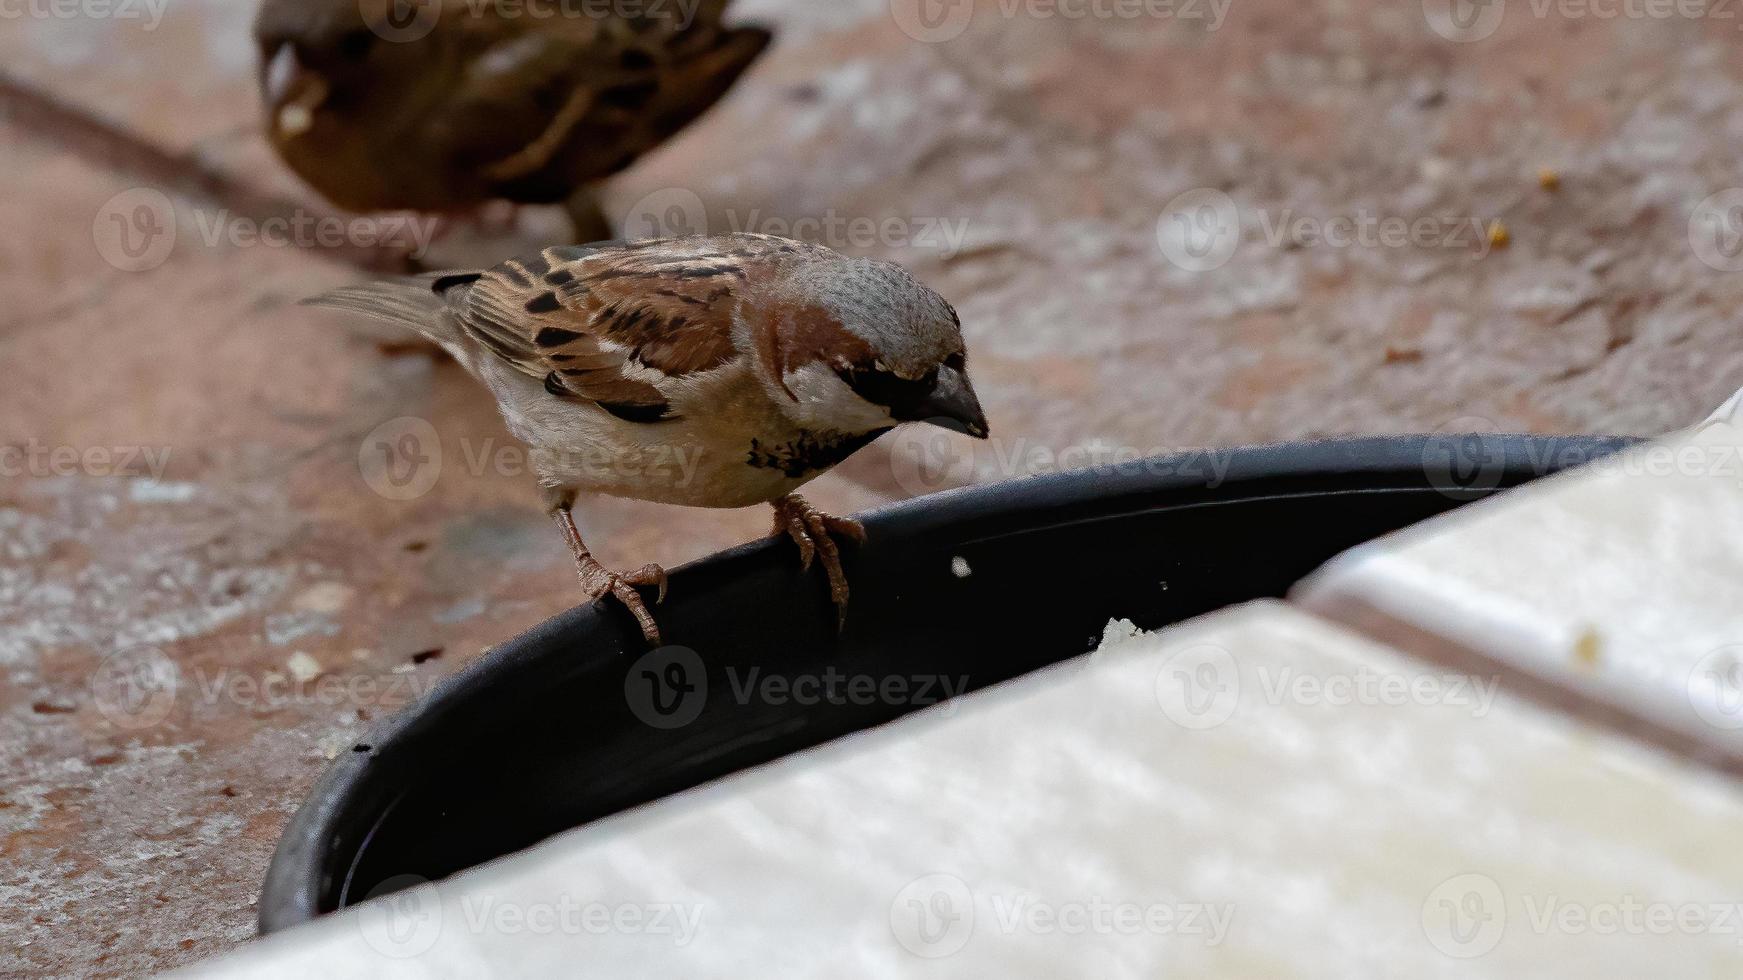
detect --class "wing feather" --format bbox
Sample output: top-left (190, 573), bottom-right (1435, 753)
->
top-left (448, 237), bottom-right (786, 419)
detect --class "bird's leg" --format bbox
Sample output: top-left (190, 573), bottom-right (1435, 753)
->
top-left (770, 493), bottom-right (867, 631)
top-left (563, 187), bottom-right (614, 244)
top-left (550, 502), bottom-right (668, 645)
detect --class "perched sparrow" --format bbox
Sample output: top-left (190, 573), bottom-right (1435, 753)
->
top-left (310, 234), bottom-right (989, 643)
top-left (252, 0), bottom-right (770, 238)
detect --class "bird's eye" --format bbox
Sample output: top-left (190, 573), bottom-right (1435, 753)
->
top-left (337, 29), bottom-right (376, 60)
top-left (836, 365), bottom-right (938, 413)
top-left (943, 352), bottom-right (966, 373)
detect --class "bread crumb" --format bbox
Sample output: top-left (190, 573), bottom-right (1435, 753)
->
top-left (1099, 618), bottom-right (1146, 649)
top-left (292, 582), bottom-right (355, 615)
top-left (287, 651), bottom-right (322, 683)
top-left (1572, 628), bottom-right (1602, 670)
top-left (1538, 168), bottom-right (1561, 192)
top-left (1487, 220), bottom-right (1511, 250)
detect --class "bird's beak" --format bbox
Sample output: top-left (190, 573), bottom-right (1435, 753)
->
top-left (902, 365), bottom-right (990, 439)
top-left (264, 43), bottom-right (328, 138)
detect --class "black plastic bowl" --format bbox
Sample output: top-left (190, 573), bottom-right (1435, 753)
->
top-left (258, 434), bottom-right (1631, 934)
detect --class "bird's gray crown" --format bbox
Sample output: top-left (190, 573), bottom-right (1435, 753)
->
top-left (785, 256), bottom-right (961, 376)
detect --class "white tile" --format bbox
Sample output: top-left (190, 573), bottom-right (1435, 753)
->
top-left (185, 602), bottom-right (1743, 978)
top-left (1298, 390), bottom-right (1743, 764)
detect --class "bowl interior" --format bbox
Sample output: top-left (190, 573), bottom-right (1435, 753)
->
top-left (259, 436), bottom-right (1633, 932)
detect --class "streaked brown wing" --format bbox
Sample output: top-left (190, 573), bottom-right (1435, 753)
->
top-left (450, 239), bottom-right (764, 420)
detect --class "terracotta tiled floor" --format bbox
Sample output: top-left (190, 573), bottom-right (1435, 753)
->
top-left (7, 1), bottom-right (1743, 975)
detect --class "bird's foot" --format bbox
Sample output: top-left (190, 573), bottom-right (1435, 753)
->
top-left (770, 494), bottom-right (866, 630)
top-left (575, 556), bottom-right (668, 645)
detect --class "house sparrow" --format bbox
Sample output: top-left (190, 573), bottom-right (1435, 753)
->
top-left (252, 0), bottom-right (770, 239)
top-left (309, 234), bottom-right (989, 643)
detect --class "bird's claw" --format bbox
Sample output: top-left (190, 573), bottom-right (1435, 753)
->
top-left (772, 496), bottom-right (864, 631)
top-left (576, 557), bottom-right (668, 645)
top-left (624, 562), bottom-right (670, 604)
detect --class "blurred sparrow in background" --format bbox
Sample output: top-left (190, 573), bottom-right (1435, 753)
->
top-left (310, 233), bottom-right (989, 643)
top-left (253, 0), bottom-right (769, 240)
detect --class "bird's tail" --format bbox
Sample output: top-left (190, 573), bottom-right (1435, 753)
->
top-left (302, 272), bottom-right (477, 347)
